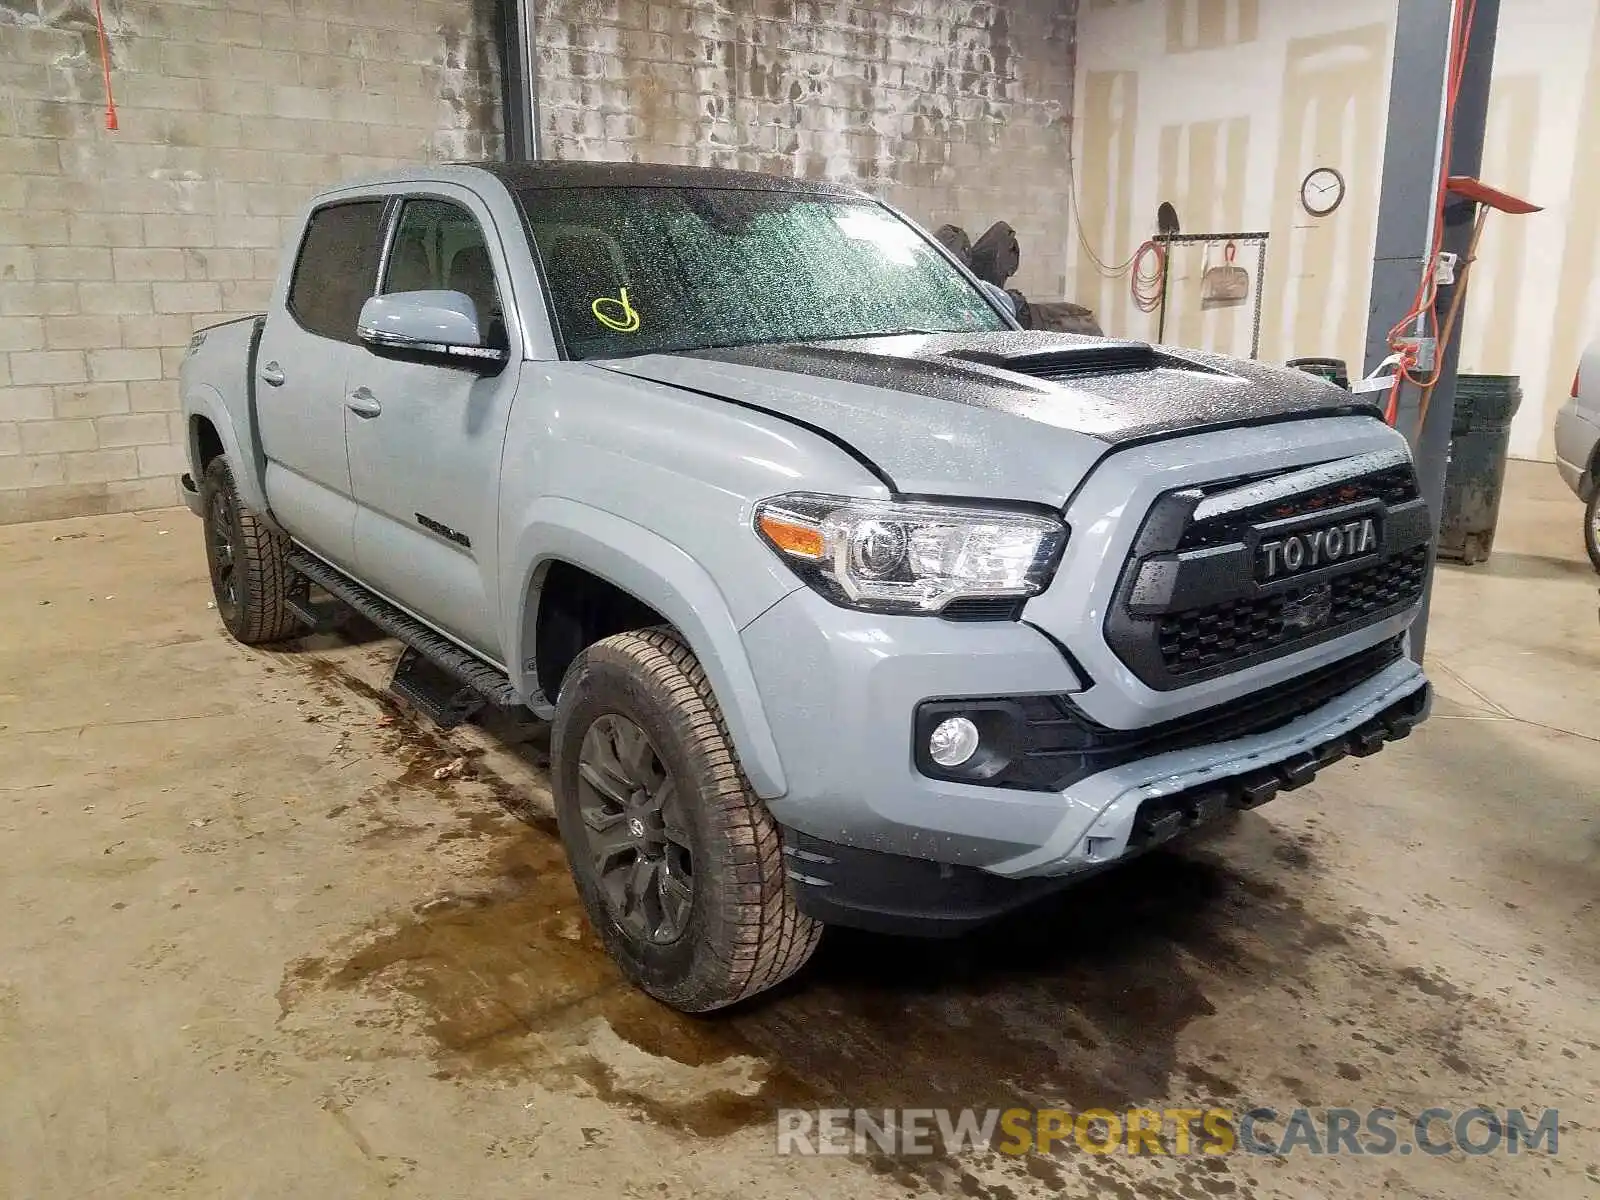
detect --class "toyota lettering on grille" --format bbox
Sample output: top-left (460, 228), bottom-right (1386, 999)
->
top-left (1258, 516), bottom-right (1378, 580)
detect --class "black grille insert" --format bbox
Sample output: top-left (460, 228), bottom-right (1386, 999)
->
top-left (1157, 547), bottom-right (1428, 676)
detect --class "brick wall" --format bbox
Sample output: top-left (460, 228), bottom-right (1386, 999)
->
top-left (535, 0), bottom-right (1077, 298)
top-left (0, 0), bottom-right (502, 524)
top-left (0, 0), bottom-right (1074, 525)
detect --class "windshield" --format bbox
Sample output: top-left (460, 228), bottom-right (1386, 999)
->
top-left (517, 186), bottom-right (1007, 359)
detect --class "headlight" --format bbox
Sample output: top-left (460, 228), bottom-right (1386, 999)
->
top-left (753, 492), bottom-right (1067, 615)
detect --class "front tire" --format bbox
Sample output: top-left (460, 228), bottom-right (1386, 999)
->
top-left (552, 628), bottom-right (821, 1012)
top-left (200, 456), bottom-right (300, 645)
top-left (1585, 486), bottom-right (1600, 573)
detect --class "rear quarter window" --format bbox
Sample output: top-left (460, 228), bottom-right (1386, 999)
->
top-left (287, 200), bottom-right (387, 343)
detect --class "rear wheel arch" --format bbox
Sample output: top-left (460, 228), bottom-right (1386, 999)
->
top-left (191, 413), bottom-right (225, 475)
top-left (182, 385), bottom-right (274, 518)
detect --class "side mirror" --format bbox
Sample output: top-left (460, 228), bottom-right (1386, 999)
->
top-left (357, 291), bottom-right (507, 369)
top-left (980, 280), bottom-right (1018, 321)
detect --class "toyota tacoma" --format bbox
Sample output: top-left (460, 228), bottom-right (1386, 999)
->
top-left (179, 162), bottom-right (1432, 1011)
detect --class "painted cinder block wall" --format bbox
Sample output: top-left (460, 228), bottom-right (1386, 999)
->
top-left (0, 0), bottom-right (1077, 525)
top-left (530, 0), bottom-right (1077, 300)
top-left (0, 0), bottom-right (503, 524)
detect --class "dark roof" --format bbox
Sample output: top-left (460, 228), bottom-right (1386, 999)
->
top-left (464, 159), bottom-right (869, 197)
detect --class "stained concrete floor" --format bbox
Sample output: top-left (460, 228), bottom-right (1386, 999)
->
top-left (0, 459), bottom-right (1596, 1200)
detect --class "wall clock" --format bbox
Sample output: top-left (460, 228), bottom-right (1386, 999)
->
top-left (1300, 167), bottom-right (1346, 217)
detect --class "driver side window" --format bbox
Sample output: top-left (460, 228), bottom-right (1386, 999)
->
top-left (383, 198), bottom-right (506, 348)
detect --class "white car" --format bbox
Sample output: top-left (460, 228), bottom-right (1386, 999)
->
top-left (1554, 341), bottom-right (1600, 571)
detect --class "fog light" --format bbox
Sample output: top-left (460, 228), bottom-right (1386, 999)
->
top-left (928, 716), bottom-right (981, 767)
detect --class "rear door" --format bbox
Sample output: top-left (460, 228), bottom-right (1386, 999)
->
top-left (345, 189), bottom-right (522, 658)
top-left (257, 199), bottom-right (388, 567)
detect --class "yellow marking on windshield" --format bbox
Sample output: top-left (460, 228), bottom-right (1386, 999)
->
top-left (592, 288), bottom-right (640, 333)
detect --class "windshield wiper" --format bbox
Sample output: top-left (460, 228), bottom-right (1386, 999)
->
top-left (824, 327), bottom-right (953, 340)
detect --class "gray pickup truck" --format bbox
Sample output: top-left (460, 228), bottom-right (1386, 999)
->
top-left (180, 162), bottom-right (1432, 1012)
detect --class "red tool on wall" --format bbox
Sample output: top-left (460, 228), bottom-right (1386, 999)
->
top-left (93, 0), bottom-right (119, 131)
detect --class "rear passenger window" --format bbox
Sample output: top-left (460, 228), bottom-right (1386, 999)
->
top-left (287, 200), bottom-right (387, 343)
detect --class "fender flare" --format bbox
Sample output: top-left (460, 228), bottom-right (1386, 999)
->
top-left (181, 383), bottom-right (273, 517)
top-left (503, 498), bottom-right (789, 800)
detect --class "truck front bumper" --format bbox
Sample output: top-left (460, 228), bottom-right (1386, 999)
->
top-left (742, 586), bottom-right (1429, 935)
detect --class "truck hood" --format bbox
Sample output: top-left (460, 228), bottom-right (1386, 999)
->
top-left (594, 331), bottom-right (1380, 504)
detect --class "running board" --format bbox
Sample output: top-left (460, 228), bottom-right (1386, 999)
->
top-left (388, 646), bottom-right (486, 729)
top-left (286, 551), bottom-right (521, 710)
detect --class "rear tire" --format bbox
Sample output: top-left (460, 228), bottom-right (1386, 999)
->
top-left (552, 627), bottom-right (821, 1012)
top-left (1584, 486), bottom-right (1600, 573)
top-left (201, 456), bottom-right (300, 645)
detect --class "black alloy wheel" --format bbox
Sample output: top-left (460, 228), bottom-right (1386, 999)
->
top-left (575, 713), bottom-right (695, 945)
top-left (206, 485), bottom-right (242, 627)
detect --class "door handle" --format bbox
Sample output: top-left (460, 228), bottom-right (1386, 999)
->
top-left (259, 361), bottom-right (285, 387)
top-left (345, 387), bottom-right (382, 419)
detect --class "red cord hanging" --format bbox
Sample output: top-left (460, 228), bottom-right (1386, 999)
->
top-left (1130, 240), bottom-right (1165, 313)
top-left (92, 0), bottom-right (118, 131)
top-left (1383, 0), bottom-right (1479, 422)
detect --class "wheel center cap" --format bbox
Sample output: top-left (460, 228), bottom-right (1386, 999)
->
top-left (628, 816), bottom-right (646, 840)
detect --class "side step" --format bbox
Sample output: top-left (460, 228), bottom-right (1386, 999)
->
top-left (287, 551), bottom-right (521, 711)
top-left (285, 591), bottom-right (347, 635)
top-left (388, 646), bottom-right (486, 729)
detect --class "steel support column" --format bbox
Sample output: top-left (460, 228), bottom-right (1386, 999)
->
top-left (496, 0), bottom-right (540, 162)
top-left (1363, 0), bottom-right (1500, 661)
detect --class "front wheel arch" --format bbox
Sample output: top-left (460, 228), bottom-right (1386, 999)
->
top-left (504, 503), bottom-right (792, 799)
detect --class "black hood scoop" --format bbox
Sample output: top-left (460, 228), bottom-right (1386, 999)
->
top-left (944, 340), bottom-right (1212, 383)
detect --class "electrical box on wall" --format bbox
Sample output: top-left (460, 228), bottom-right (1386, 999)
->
top-left (1394, 336), bottom-right (1437, 373)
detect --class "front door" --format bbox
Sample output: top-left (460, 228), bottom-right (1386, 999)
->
top-left (256, 198), bottom-right (389, 567)
top-left (345, 191), bottom-right (521, 659)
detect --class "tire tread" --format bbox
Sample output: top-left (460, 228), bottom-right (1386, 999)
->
top-left (559, 626), bottom-right (820, 1010)
top-left (203, 457), bottom-right (300, 645)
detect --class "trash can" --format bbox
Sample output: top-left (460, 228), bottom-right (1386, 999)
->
top-left (1437, 373), bottom-right (1522, 564)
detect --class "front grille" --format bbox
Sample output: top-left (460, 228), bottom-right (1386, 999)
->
top-left (1105, 453), bottom-right (1432, 689)
top-left (1179, 463), bottom-right (1420, 551)
top-left (1330, 545), bottom-right (1429, 624)
top-left (924, 637), bottom-right (1405, 794)
top-left (1158, 547), bottom-right (1428, 676)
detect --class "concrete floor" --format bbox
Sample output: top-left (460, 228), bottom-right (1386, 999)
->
top-left (0, 459), bottom-right (1596, 1200)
